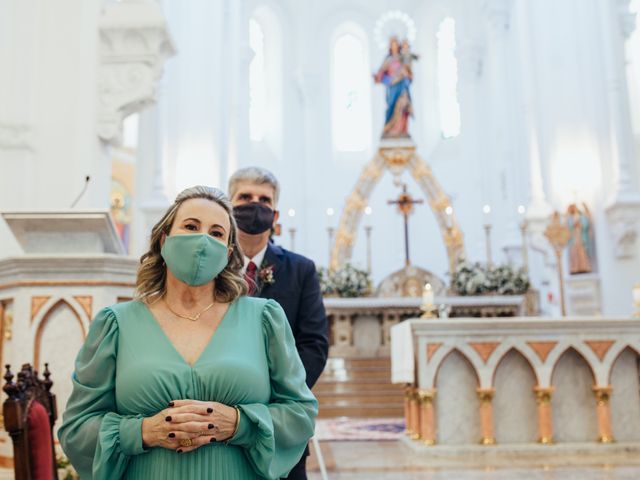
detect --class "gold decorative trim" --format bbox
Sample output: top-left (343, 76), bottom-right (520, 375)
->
top-left (73, 295), bottom-right (93, 319)
top-left (329, 144), bottom-right (466, 273)
top-left (527, 341), bottom-right (557, 362)
top-left (469, 342), bottom-right (500, 363)
top-left (426, 343), bottom-right (442, 361)
top-left (30, 296), bottom-right (51, 323)
top-left (585, 340), bottom-right (615, 361)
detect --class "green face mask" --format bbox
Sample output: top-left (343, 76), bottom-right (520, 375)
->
top-left (161, 234), bottom-right (229, 286)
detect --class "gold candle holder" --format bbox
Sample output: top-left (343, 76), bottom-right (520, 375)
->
top-left (633, 283), bottom-right (640, 318)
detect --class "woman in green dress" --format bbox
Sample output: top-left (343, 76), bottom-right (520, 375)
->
top-left (59, 186), bottom-right (318, 480)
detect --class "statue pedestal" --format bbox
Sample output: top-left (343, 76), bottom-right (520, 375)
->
top-left (0, 211), bottom-right (137, 458)
top-left (565, 273), bottom-right (602, 316)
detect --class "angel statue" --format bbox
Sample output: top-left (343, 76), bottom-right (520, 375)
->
top-left (373, 37), bottom-right (418, 138)
top-left (566, 203), bottom-right (595, 274)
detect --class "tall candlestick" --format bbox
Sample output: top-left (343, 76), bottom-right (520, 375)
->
top-left (364, 205), bottom-right (373, 274)
top-left (289, 227), bottom-right (296, 252)
top-left (327, 227), bottom-right (335, 265)
top-left (288, 208), bottom-right (296, 252)
top-left (483, 205), bottom-right (493, 268)
top-left (518, 205), bottom-right (529, 273)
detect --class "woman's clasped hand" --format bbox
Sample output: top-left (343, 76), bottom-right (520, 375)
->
top-left (142, 400), bottom-right (239, 453)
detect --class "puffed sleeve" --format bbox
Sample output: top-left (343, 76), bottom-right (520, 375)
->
top-left (227, 300), bottom-right (318, 479)
top-left (58, 307), bottom-right (148, 480)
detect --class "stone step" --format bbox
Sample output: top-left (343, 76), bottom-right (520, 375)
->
top-left (317, 393), bottom-right (403, 404)
top-left (319, 370), bottom-right (391, 381)
top-left (318, 404), bottom-right (403, 418)
top-left (313, 382), bottom-right (404, 393)
top-left (325, 357), bottom-right (391, 368)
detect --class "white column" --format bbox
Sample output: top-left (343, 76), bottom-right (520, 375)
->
top-left (132, 104), bottom-right (170, 257)
top-left (483, 0), bottom-right (521, 259)
top-left (516, 0), bottom-right (552, 224)
top-left (599, 0), bottom-right (640, 258)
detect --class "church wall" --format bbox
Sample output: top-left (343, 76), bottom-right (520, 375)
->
top-left (1, 0), bottom-right (638, 315)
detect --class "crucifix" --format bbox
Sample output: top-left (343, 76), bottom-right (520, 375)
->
top-left (388, 184), bottom-right (424, 267)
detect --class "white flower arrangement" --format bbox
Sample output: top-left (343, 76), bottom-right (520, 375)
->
top-left (451, 260), bottom-right (530, 296)
top-left (318, 264), bottom-right (372, 298)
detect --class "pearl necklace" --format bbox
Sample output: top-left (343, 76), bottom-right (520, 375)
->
top-left (164, 298), bottom-right (215, 322)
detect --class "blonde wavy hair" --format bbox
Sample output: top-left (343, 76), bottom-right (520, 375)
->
top-left (135, 186), bottom-right (248, 303)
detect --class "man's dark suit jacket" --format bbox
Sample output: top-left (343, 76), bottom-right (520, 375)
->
top-left (255, 242), bottom-right (329, 388)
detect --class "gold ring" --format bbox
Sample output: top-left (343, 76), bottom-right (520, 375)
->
top-left (179, 438), bottom-right (193, 447)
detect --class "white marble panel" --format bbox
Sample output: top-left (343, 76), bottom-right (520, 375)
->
top-left (38, 302), bottom-right (85, 433)
top-left (353, 315), bottom-right (381, 356)
top-left (610, 348), bottom-right (640, 441)
top-left (552, 349), bottom-right (598, 442)
top-left (494, 350), bottom-right (538, 443)
top-left (436, 350), bottom-right (481, 445)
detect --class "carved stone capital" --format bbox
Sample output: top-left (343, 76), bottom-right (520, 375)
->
top-left (605, 198), bottom-right (640, 258)
top-left (98, 0), bottom-right (175, 145)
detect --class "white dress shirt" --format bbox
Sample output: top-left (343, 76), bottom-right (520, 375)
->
top-left (242, 244), bottom-right (268, 273)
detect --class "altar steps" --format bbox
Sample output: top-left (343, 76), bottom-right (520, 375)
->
top-left (313, 357), bottom-right (404, 418)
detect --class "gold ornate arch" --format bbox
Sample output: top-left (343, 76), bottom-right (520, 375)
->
top-left (329, 140), bottom-right (466, 275)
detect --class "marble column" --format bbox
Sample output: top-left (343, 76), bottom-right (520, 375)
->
top-left (477, 388), bottom-right (496, 445)
top-left (482, 0), bottom-right (521, 252)
top-left (534, 386), bottom-right (554, 444)
top-left (404, 385), bottom-right (413, 436)
top-left (515, 0), bottom-right (552, 223)
top-left (132, 105), bottom-right (170, 257)
top-left (599, 0), bottom-right (640, 257)
top-left (593, 385), bottom-right (615, 443)
top-left (409, 388), bottom-right (421, 440)
top-left (418, 389), bottom-right (437, 445)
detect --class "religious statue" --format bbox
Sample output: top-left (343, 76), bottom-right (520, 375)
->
top-left (566, 203), bottom-right (594, 274)
top-left (374, 37), bottom-right (417, 138)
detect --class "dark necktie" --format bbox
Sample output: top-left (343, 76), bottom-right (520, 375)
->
top-left (245, 261), bottom-right (257, 295)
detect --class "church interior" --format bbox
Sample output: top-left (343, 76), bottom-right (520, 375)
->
top-left (2, 0), bottom-right (640, 478)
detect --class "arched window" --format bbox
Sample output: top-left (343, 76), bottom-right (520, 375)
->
top-left (249, 17), bottom-right (266, 142)
top-left (436, 17), bottom-right (461, 138)
top-left (331, 27), bottom-right (372, 152)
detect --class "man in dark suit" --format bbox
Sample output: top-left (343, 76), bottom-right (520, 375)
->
top-left (228, 167), bottom-right (329, 480)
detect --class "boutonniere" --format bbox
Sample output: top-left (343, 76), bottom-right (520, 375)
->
top-left (258, 262), bottom-right (276, 286)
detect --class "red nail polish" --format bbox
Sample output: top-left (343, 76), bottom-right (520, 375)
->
top-left (207, 407), bottom-right (213, 413)
top-left (168, 433), bottom-right (175, 438)
top-left (165, 416), bottom-right (172, 422)
top-left (208, 423), bottom-right (214, 429)
top-left (177, 449), bottom-right (183, 453)
top-left (168, 401), bottom-right (174, 407)
top-left (209, 438), bottom-right (216, 443)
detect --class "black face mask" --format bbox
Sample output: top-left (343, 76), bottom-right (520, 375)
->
top-left (233, 203), bottom-right (276, 235)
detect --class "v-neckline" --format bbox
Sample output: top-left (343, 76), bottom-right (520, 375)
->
top-left (137, 299), bottom-right (237, 368)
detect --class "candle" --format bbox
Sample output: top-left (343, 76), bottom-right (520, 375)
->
top-left (517, 205), bottom-right (526, 215)
top-left (326, 207), bottom-right (335, 217)
top-left (483, 204), bottom-right (491, 226)
top-left (633, 283), bottom-right (640, 304)
top-left (422, 283), bottom-right (434, 306)
top-left (445, 206), bottom-right (453, 228)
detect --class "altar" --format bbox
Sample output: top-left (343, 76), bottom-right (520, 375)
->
top-left (324, 293), bottom-right (538, 358)
top-left (391, 316), bottom-right (640, 448)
